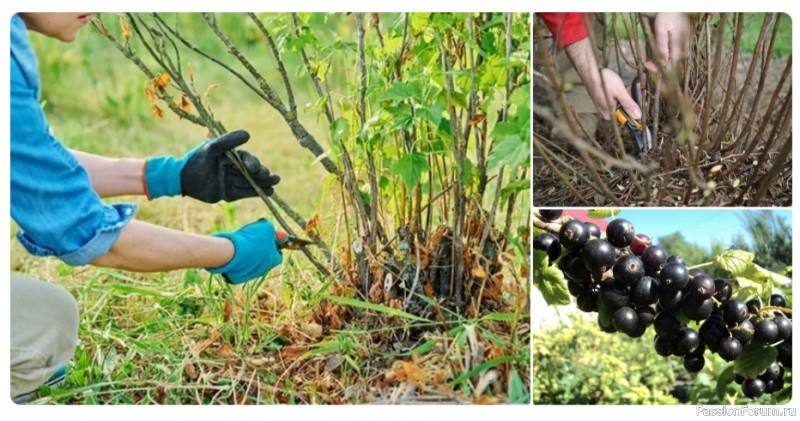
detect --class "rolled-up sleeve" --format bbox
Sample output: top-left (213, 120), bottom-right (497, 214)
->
top-left (11, 18), bottom-right (136, 266)
top-left (539, 13), bottom-right (589, 47)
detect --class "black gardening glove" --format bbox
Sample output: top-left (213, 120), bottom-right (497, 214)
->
top-left (180, 130), bottom-right (280, 203)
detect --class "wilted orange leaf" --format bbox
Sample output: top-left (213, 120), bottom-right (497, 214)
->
top-left (386, 361), bottom-right (427, 386)
top-left (471, 266), bottom-right (488, 279)
top-left (145, 86), bottom-right (156, 102)
top-left (184, 363), bottom-right (198, 380)
top-left (180, 95), bottom-right (191, 111)
top-left (119, 16), bottom-right (132, 39)
top-left (151, 104), bottom-right (164, 119)
top-left (210, 342), bottom-right (235, 360)
top-left (468, 114), bottom-right (486, 125)
top-left (153, 73), bottom-right (171, 90)
top-left (305, 214), bottom-right (320, 238)
top-left (422, 282), bottom-right (434, 297)
top-left (223, 299), bottom-right (232, 322)
top-left (279, 345), bottom-right (308, 360)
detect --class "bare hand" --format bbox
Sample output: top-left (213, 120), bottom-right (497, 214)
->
top-left (594, 68), bottom-right (641, 121)
top-left (653, 13), bottom-right (691, 70)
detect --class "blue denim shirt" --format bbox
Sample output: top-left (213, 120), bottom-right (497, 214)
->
top-left (10, 15), bottom-right (136, 266)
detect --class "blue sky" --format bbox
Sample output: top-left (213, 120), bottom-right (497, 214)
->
top-left (607, 209), bottom-right (792, 251)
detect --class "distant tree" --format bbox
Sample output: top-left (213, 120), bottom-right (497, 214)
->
top-left (656, 232), bottom-right (708, 266)
top-left (731, 210), bottom-right (792, 272)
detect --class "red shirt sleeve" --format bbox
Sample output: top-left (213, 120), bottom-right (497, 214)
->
top-left (539, 13), bottom-right (589, 47)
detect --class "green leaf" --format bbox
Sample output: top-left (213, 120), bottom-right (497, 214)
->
top-left (323, 294), bottom-right (429, 322)
top-left (713, 249), bottom-right (755, 276)
top-left (379, 82), bottom-right (420, 103)
top-left (449, 355), bottom-right (519, 387)
top-left (716, 364), bottom-right (735, 399)
top-left (739, 263), bottom-right (792, 286)
top-left (587, 209), bottom-right (619, 218)
top-left (393, 153), bottom-right (429, 191)
top-left (508, 369), bottom-right (529, 404)
top-left (500, 180), bottom-right (530, 207)
top-left (533, 250), bottom-right (570, 306)
top-left (734, 344), bottom-right (778, 379)
top-left (487, 134), bottom-right (529, 172)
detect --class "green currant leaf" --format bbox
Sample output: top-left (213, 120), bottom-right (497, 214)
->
top-left (733, 344), bottom-right (778, 379)
top-left (713, 249), bottom-right (755, 276)
top-left (393, 152), bottom-right (429, 191)
top-left (587, 209), bottom-right (619, 218)
top-left (533, 250), bottom-right (570, 306)
top-left (716, 364), bottom-right (735, 399)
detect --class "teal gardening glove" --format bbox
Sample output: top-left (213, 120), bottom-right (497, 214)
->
top-left (207, 219), bottom-right (283, 284)
top-left (145, 130), bottom-right (280, 203)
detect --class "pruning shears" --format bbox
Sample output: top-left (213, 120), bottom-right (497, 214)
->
top-left (614, 75), bottom-right (653, 152)
top-left (276, 230), bottom-right (314, 251)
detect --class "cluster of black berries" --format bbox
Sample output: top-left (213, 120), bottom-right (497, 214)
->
top-left (533, 209), bottom-right (792, 400)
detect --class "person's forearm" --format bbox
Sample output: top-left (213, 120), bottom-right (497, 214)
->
top-left (71, 150), bottom-right (146, 197)
top-left (90, 219), bottom-right (233, 271)
top-left (564, 37), bottom-right (609, 118)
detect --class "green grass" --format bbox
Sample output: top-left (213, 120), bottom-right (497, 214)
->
top-left (13, 12), bottom-right (530, 404)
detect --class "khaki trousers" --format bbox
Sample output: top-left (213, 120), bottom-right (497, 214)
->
top-left (10, 274), bottom-right (79, 399)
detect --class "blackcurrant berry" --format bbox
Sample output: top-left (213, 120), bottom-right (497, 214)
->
top-left (581, 238), bottom-right (616, 274)
top-left (560, 251), bottom-right (590, 281)
top-left (533, 234), bottom-right (562, 264)
top-left (613, 255), bottom-right (645, 287)
top-left (683, 355), bottom-right (705, 373)
top-left (773, 316), bottom-right (792, 341)
top-left (659, 288), bottom-right (684, 311)
top-left (559, 219), bottom-right (589, 250)
top-left (576, 289), bottom-right (599, 313)
top-left (713, 279), bottom-right (733, 303)
top-left (683, 296), bottom-right (714, 321)
top-left (641, 246), bottom-right (667, 276)
top-left (636, 306), bottom-right (657, 326)
top-left (631, 276), bottom-right (660, 305)
top-left (654, 336), bottom-right (673, 357)
top-left (666, 255), bottom-right (685, 266)
top-left (760, 362), bottom-right (782, 382)
top-left (539, 209), bottom-right (563, 222)
top-left (599, 285), bottom-right (630, 311)
top-left (746, 299), bottom-right (762, 315)
top-left (567, 278), bottom-right (586, 297)
top-left (753, 318), bottom-right (779, 344)
top-left (659, 262), bottom-right (689, 292)
top-left (742, 378), bottom-right (765, 399)
top-left (654, 312), bottom-right (682, 340)
top-left (676, 326), bottom-right (701, 355)
top-left (687, 275), bottom-right (716, 300)
top-left (627, 322), bottom-right (647, 338)
top-left (731, 319), bottom-right (754, 346)
top-left (734, 373), bottom-right (745, 385)
top-left (606, 218), bottom-right (635, 248)
top-left (722, 300), bottom-right (749, 326)
top-left (777, 342), bottom-right (792, 368)
top-left (688, 268), bottom-right (707, 278)
top-left (630, 234), bottom-right (652, 256)
top-left (770, 294), bottom-right (787, 308)
top-left (613, 307), bottom-right (639, 335)
top-left (585, 222), bottom-right (601, 238)
top-left (699, 320), bottom-right (729, 353)
top-left (718, 337), bottom-right (743, 361)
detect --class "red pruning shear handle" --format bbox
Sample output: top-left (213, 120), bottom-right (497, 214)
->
top-left (276, 230), bottom-right (313, 250)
